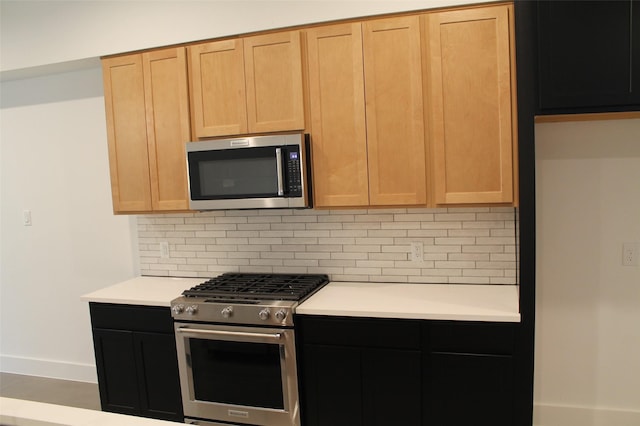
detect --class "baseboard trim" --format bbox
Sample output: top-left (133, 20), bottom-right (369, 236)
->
top-left (0, 355), bottom-right (97, 383)
top-left (534, 403), bottom-right (640, 426)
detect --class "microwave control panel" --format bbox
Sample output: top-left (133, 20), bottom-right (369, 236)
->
top-left (285, 148), bottom-right (303, 196)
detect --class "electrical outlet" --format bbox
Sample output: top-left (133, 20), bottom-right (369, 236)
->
top-left (23, 210), bottom-right (32, 226)
top-left (622, 243), bottom-right (639, 266)
top-left (410, 242), bottom-right (423, 263)
top-left (160, 241), bottom-right (170, 259)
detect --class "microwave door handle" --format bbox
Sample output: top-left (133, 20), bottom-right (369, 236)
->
top-left (275, 148), bottom-right (284, 196)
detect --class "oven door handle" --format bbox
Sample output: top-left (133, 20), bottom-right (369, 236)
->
top-left (176, 327), bottom-right (283, 344)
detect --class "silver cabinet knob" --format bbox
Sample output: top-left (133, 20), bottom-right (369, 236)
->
top-left (259, 308), bottom-right (271, 321)
top-left (221, 306), bottom-right (233, 318)
top-left (172, 304), bottom-right (184, 315)
top-left (185, 305), bottom-right (198, 315)
top-left (275, 309), bottom-right (287, 321)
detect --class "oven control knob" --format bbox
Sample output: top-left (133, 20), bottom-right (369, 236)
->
top-left (259, 308), bottom-right (271, 321)
top-left (275, 309), bottom-right (287, 322)
top-left (221, 306), bottom-right (234, 318)
top-left (186, 305), bottom-right (198, 315)
top-left (172, 304), bottom-right (185, 315)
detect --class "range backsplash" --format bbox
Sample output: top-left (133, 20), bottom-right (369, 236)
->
top-left (138, 207), bottom-right (518, 284)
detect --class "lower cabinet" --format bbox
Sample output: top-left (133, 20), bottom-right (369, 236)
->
top-left (297, 316), bottom-right (517, 426)
top-left (423, 321), bottom-right (516, 426)
top-left (89, 303), bottom-right (183, 422)
top-left (298, 316), bottom-right (421, 426)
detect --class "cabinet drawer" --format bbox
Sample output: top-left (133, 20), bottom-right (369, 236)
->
top-left (90, 303), bottom-right (173, 333)
top-left (424, 321), bottom-right (516, 355)
top-left (297, 315), bottom-right (420, 349)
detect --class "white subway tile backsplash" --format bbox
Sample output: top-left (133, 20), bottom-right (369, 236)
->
top-left (138, 207), bottom-right (518, 284)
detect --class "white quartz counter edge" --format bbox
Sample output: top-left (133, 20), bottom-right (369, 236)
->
top-left (80, 276), bottom-right (202, 307)
top-left (296, 281), bottom-right (521, 322)
top-left (0, 397), bottom-right (178, 426)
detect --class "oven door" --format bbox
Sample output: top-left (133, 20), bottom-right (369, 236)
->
top-left (174, 322), bottom-right (300, 426)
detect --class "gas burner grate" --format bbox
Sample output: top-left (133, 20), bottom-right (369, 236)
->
top-left (182, 273), bottom-right (329, 301)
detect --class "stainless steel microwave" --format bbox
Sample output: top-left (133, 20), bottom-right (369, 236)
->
top-left (186, 133), bottom-right (312, 210)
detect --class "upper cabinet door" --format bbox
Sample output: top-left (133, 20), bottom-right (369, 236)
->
top-left (244, 31), bottom-right (306, 133)
top-left (102, 55), bottom-right (152, 213)
top-left (143, 47), bottom-right (191, 211)
top-left (363, 16), bottom-right (427, 206)
top-left (537, 0), bottom-right (638, 112)
top-left (306, 23), bottom-right (369, 207)
top-left (188, 40), bottom-right (248, 137)
top-left (426, 5), bottom-right (516, 205)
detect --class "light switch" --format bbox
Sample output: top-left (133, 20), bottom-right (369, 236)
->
top-left (23, 210), bottom-right (32, 226)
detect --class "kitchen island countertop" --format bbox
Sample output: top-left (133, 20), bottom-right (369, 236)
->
top-left (0, 397), bottom-right (180, 426)
top-left (296, 281), bottom-right (520, 322)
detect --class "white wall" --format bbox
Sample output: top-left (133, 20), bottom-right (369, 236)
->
top-left (534, 119), bottom-right (640, 426)
top-left (0, 0), bottom-right (479, 76)
top-left (0, 68), bottom-right (138, 382)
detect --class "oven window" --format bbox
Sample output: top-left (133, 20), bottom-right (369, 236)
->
top-left (189, 339), bottom-right (285, 409)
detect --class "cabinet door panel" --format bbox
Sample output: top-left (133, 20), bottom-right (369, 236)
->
top-left (362, 349), bottom-right (421, 426)
top-left (143, 47), bottom-right (190, 211)
top-left (424, 352), bottom-right (514, 426)
top-left (92, 329), bottom-right (140, 415)
top-left (307, 23), bottom-right (369, 207)
top-left (102, 55), bottom-right (152, 213)
top-left (538, 1), bottom-right (634, 110)
top-left (244, 31), bottom-right (305, 133)
top-left (188, 40), bottom-right (248, 137)
top-left (427, 5), bottom-right (515, 205)
top-left (363, 16), bottom-right (427, 206)
top-left (134, 332), bottom-right (183, 421)
top-left (301, 344), bottom-right (362, 426)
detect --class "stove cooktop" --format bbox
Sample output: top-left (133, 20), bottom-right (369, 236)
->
top-left (172, 273), bottom-right (330, 326)
top-left (181, 273), bottom-right (329, 302)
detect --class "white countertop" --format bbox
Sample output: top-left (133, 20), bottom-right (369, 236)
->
top-left (81, 276), bottom-right (520, 322)
top-left (0, 397), bottom-right (179, 426)
top-left (80, 276), bottom-right (202, 307)
top-left (296, 281), bottom-right (521, 322)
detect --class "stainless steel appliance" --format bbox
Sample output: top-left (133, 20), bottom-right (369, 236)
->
top-left (186, 133), bottom-right (312, 211)
top-left (171, 273), bottom-right (329, 426)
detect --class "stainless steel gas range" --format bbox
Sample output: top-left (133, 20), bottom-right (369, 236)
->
top-left (170, 273), bottom-right (329, 426)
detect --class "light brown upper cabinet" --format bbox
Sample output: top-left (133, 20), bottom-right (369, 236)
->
top-left (189, 31), bottom-right (305, 138)
top-left (102, 47), bottom-right (190, 213)
top-left (306, 23), bottom-right (369, 207)
top-left (364, 16), bottom-right (427, 206)
top-left (188, 39), bottom-right (248, 137)
top-left (425, 4), bottom-right (518, 205)
top-left (307, 17), bottom-right (427, 208)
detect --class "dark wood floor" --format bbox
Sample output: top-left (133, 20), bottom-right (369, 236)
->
top-left (0, 372), bottom-right (100, 410)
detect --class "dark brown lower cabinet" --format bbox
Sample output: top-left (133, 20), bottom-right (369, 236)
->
top-left (89, 303), bottom-right (183, 422)
top-left (302, 344), bottom-right (421, 426)
top-left (423, 321), bottom-right (516, 426)
top-left (424, 353), bottom-right (514, 426)
top-left (297, 316), bottom-right (517, 426)
top-left (298, 316), bottom-right (421, 426)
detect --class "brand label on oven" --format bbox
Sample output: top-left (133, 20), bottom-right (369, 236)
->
top-left (228, 409), bottom-right (249, 418)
